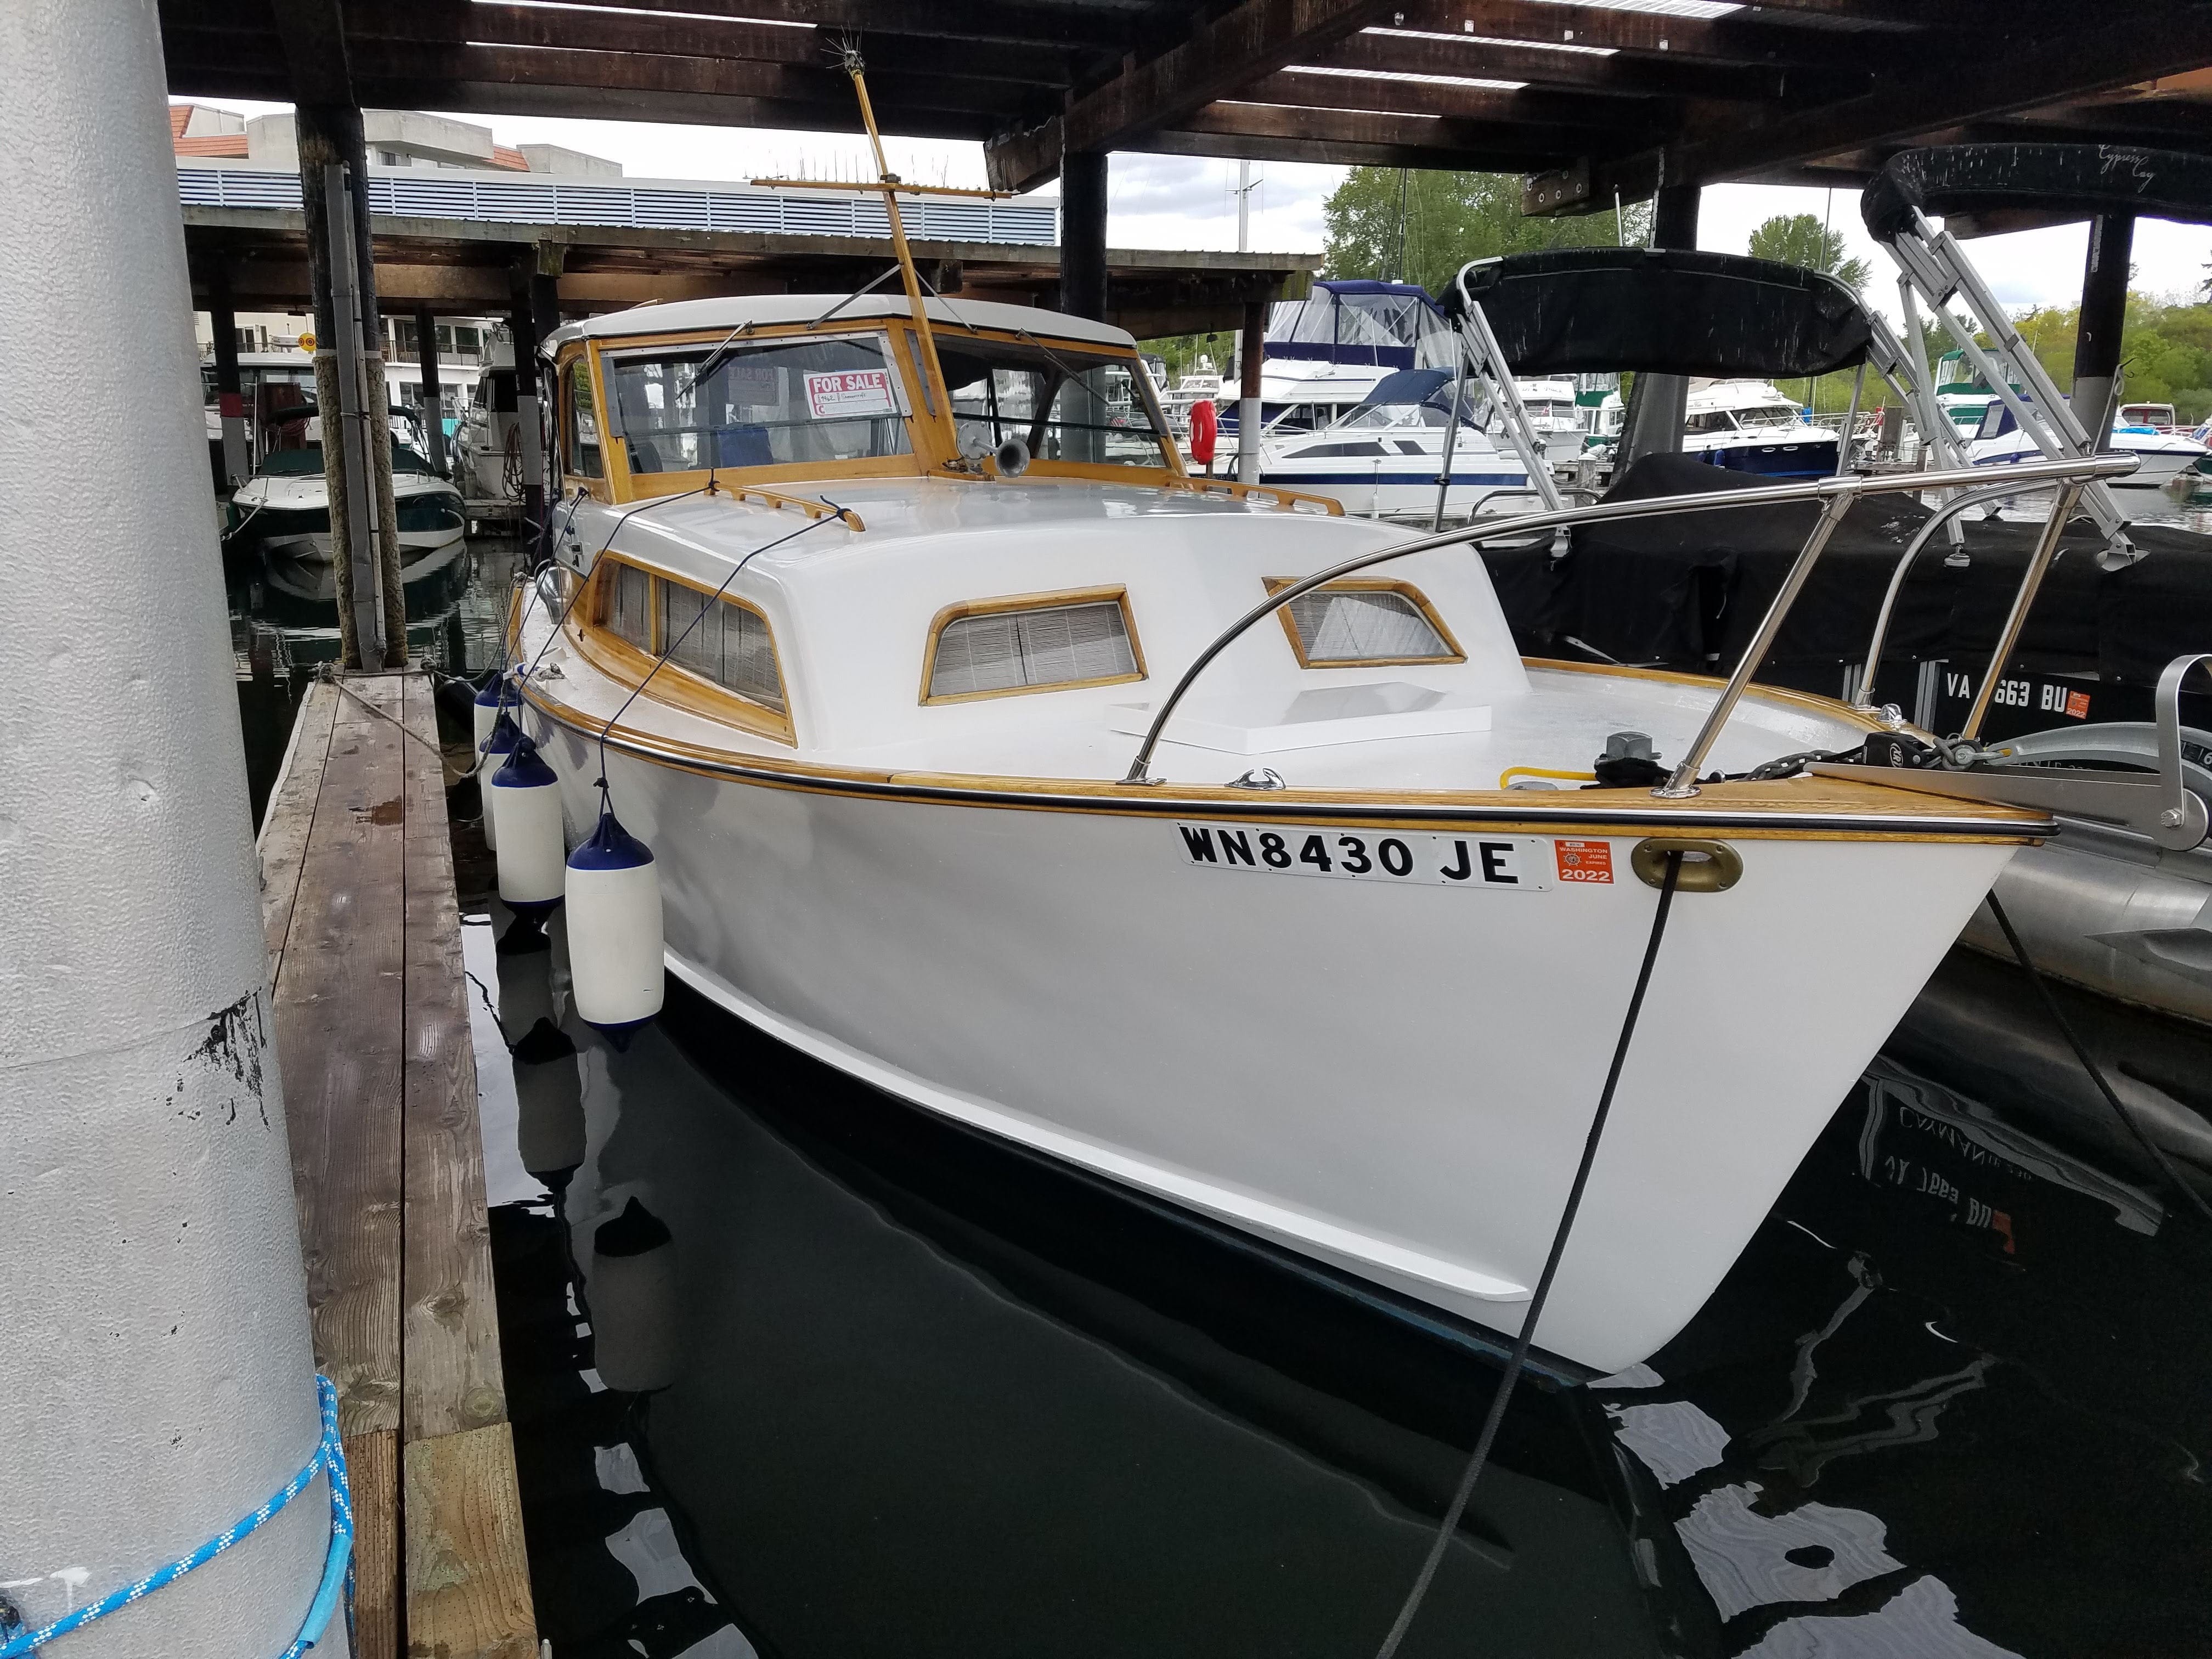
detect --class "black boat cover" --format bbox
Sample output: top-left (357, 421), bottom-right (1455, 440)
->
top-left (1865, 144), bottom-right (2212, 242)
top-left (1447, 249), bottom-right (1874, 379)
top-left (1482, 453), bottom-right (2212, 691)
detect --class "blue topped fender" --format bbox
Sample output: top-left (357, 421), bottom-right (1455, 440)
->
top-left (569, 807), bottom-right (656, 872)
top-left (492, 735), bottom-right (557, 789)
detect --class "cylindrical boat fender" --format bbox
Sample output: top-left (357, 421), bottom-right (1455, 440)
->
top-left (491, 736), bottom-right (565, 913)
top-left (590, 1196), bottom-right (680, 1393)
top-left (566, 806), bottom-right (664, 1034)
top-left (479, 704), bottom-right (522, 852)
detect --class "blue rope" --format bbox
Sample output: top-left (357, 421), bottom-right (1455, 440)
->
top-left (0, 1376), bottom-right (353, 1658)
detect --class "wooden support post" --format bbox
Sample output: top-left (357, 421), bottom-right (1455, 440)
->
top-left (1238, 298), bottom-right (1265, 484)
top-left (510, 264), bottom-right (551, 545)
top-left (416, 308), bottom-right (448, 477)
top-left (1059, 150), bottom-right (1109, 323)
top-left (1618, 182), bottom-right (1699, 471)
top-left (211, 277), bottom-right (250, 488)
top-left (297, 101), bottom-right (404, 666)
top-left (2072, 212), bottom-right (2134, 443)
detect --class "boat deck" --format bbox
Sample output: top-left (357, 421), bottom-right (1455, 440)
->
top-left (258, 672), bottom-right (539, 1659)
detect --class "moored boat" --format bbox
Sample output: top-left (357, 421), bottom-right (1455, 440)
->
top-left (488, 275), bottom-right (2141, 1375)
top-left (227, 438), bottom-right (467, 566)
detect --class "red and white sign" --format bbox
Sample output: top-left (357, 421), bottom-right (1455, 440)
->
top-left (804, 368), bottom-right (896, 420)
top-left (1553, 839), bottom-right (1613, 884)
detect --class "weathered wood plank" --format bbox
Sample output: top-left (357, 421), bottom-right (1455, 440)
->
top-left (274, 675), bottom-right (409, 1438)
top-left (258, 679), bottom-right (341, 984)
top-left (400, 673), bottom-right (510, 1442)
top-left (343, 1428), bottom-right (400, 1659)
top-left (403, 1424), bottom-right (539, 1659)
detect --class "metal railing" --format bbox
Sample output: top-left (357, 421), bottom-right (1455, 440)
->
top-left (1120, 450), bottom-right (2139, 795)
top-left (178, 166), bottom-right (1060, 245)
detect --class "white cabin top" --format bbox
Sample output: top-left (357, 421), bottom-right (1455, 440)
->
top-left (546, 293), bottom-right (1138, 352)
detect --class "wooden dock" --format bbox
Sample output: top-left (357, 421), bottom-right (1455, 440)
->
top-left (259, 672), bottom-right (539, 1659)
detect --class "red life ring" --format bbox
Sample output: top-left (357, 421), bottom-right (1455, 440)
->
top-left (1188, 398), bottom-right (1218, 466)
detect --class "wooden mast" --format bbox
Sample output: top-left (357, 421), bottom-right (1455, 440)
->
top-left (755, 48), bottom-right (1007, 445)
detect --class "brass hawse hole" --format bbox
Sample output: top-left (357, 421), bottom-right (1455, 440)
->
top-left (1631, 838), bottom-right (1743, 893)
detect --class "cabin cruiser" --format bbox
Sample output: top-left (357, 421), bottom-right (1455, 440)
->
top-left (492, 280), bottom-right (2116, 1375)
top-left (1970, 399), bottom-right (2209, 487)
top-left (227, 439), bottom-right (466, 569)
top-left (1212, 278), bottom-right (1457, 469)
top-left (1673, 381), bottom-right (1838, 476)
top-left (1256, 368), bottom-right (1536, 521)
top-left (1510, 376), bottom-right (1589, 465)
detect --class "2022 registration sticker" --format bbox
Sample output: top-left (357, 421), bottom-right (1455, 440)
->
top-left (1175, 823), bottom-right (1551, 891)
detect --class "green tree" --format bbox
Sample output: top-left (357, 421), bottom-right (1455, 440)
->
top-left (1321, 168), bottom-right (1645, 298)
top-left (1746, 212), bottom-right (1872, 294)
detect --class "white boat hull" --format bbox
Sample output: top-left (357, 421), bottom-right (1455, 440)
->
top-left (526, 719), bottom-right (2013, 1373)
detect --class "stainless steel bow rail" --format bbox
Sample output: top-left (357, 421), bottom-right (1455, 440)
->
top-left (1120, 451), bottom-right (2141, 800)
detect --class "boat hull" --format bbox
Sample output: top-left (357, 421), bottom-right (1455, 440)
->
top-left (529, 721), bottom-right (2013, 1373)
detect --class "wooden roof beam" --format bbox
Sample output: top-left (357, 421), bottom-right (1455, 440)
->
top-left (1244, 68), bottom-right (1672, 136)
top-left (1387, 0), bottom-right (1899, 70)
top-left (348, 0), bottom-right (1143, 52)
top-left (1531, 5), bottom-right (2212, 212)
top-left (1149, 99), bottom-right (1582, 171)
top-left (984, 0), bottom-right (1401, 193)
top-left (1313, 25), bottom-right (1867, 101)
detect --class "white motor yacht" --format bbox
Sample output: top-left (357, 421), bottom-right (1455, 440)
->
top-left (1511, 377), bottom-right (1589, 465)
top-left (1971, 399), bottom-right (2210, 487)
top-left (1257, 368), bottom-right (1536, 522)
top-left (498, 281), bottom-right (2078, 1376)
top-left (227, 439), bottom-right (467, 568)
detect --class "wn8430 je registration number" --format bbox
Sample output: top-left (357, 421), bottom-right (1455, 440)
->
top-left (1175, 822), bottom-right (1551, 891)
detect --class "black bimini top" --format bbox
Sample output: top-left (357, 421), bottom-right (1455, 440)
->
top-left (1864, 144), bottom-right (2212, 242)
top-left (1447, 248), bottom-right (1874, 380)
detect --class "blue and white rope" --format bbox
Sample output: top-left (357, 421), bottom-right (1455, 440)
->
top-left (0, 1375), bottom-right (353, 1658)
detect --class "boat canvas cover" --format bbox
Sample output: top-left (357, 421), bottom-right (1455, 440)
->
top-left (1864, 144), bottom-right (2212, 241)
top-left (1483, 453), bottom-right (2212, 685)
top-left (1451, 249), bottom-right (1874, 379)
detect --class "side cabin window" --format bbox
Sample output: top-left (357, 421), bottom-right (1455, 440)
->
top-left (566, 357), bottom-right (602, 478)
top-left (924, 590), bottom-right (1143, 702)
top-left (658, 581), bottom-right (786, 712)
top-left (604, 562), bottom-right (652, 650)
top-left (607, 334), bottom-right (910, 475)
top-left (1266, 579), bottom-right (1463, 668)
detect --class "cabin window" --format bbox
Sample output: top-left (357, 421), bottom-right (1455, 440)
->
top-left (939, 341), bottom-right (1171, 469)
top-left (566, 357), bottom-right (602, 478)
top-left (657, 581), bottom-right (786, 712)
top-left (605, 561), bottom-right (652, 650)
top-left (924, 590), bottom-right (1142, 701)
top-left (1289, 440), bottom-right (1391, 459)
top-left (1267, 579), bottom-right (1463, 668)
top-left (607, 333), bottom-right (910, 475)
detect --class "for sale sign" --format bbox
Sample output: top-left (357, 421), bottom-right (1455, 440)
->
top-left (804, 369), bottom-right (897, 420)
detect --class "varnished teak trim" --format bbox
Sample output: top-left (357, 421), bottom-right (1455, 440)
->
top-left (1263, 577), bottom-right (1466, 669)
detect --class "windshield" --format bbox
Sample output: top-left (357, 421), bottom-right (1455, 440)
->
top-left (938, 338), bottom-right (1171, 468)
top-left (1737, 405), bottom-right (1801, 428)
top-left (608, 333), bottom-right (911, 474)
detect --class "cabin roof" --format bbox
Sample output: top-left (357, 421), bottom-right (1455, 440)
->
top-left (546, 293), bottom-right (1138, 352)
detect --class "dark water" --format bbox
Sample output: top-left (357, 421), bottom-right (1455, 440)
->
top-left (230, 515), bottom-right (2212, 1659)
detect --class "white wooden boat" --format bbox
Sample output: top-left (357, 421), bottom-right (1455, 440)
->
top-left (481, 276), bottom-right (2142, 1376)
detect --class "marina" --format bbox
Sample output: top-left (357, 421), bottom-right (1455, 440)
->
top-left (13, 2), bottom-right (2212, 1657)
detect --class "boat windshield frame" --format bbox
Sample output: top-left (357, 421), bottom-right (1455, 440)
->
top-left (558, 314), bottom-right (1186, 504)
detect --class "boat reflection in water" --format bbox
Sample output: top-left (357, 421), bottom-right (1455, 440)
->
top-left (466, 893), bottom-right (2212, 1658)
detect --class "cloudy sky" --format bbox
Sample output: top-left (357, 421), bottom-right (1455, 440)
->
top-left (184, 99), bottom-right (2212, 318)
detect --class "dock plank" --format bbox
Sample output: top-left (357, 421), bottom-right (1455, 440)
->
top-left (400, 674), bottom-right (510, 1442)
top-left (344, 1429), bottom-right (400, 1659)
top-left (403, 1425), bottom-right (539, 1659)
top-left (258, 680), bottom-right (340, 984)
top-left (275, 676), bottom-right (408, 1438)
